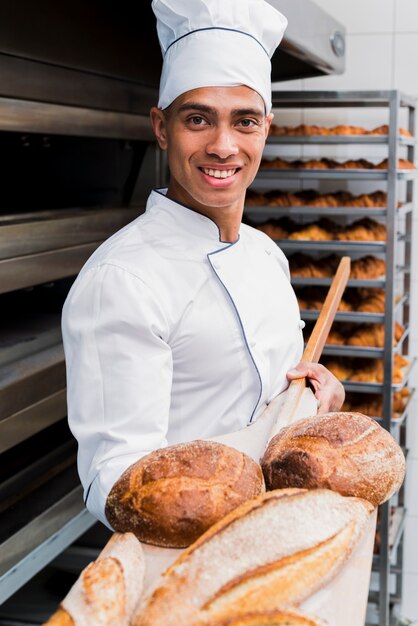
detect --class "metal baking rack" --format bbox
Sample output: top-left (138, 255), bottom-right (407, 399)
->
top-left (0, 97), bottom-right (154, 605)
top-left (256, 168), bottom-right (416, 181)
top-left (245, 201), bottom-right (413, 219)
top-left (321, 326), bottom-right (409, 359)
top-left (267, 134), bottom-right (415, 147)
top-left (0, 207), bottom-right (140, 294)
top-left (249, 90), bottom-right (416, 626)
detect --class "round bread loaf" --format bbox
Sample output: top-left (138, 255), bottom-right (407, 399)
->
top-left (261, 412), bottom-right (405, 506)
top-left (105, 440), bottom-right (265, 548)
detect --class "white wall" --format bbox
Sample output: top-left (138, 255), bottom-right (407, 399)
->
top-left (273, 1), bottom-right (418, 620)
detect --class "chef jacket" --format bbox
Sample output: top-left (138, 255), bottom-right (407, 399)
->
top-left (62, 189), bottom-right (304, 527)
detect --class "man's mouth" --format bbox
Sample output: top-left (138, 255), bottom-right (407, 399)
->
top-left (199, 167), bottom-right (240, 179)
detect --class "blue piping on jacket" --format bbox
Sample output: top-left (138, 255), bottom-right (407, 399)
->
top-left (208, 244), bottom-right (263, 425)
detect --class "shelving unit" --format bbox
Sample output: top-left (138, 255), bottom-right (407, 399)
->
top-left (0, 98), bottom-right (154, 606)
top-left (246, 91), bottom-right (416, 626)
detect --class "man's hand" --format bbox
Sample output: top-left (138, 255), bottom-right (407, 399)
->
top-left (286, 361), bottom-right (345, 413)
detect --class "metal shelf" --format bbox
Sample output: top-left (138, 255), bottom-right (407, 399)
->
top-left (267, 135), bottom-right (415, 146)
top-left (269, 88), bottom-right (416, 626)
top-left (372, 507), bottom-right (407, 572)
top-left (301, 309), bottom-right (385, 324)
top-left (299, 285), bottom-right (408, 324)
top-left (322, 344), bottom-right (384, 358)
top-left (293, 276), bottom-right (386, 288)
top-left (245, 202), bottom-right (413, 219)
top-left (276, 239), bottom-right (387, 253)
top-left (321, 357), bottom-right (416, 394)
top-left (271, 89), bottom-right (417, 109)
top-left (0, 96), bottom-right (155, 141)
top-left (0, 436), bottom-right (95, 604)
top-left (246, 205), bottom-right (388, 218)
top-left (0, 207), bottom-right (140, 295)
top-left (256, 168), bottom-right (417, 181)
top-left (317, 327), bottom-right (410, 360)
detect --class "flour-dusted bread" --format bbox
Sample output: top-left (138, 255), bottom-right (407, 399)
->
top-left (132, 488), bottom-right (373, 626)
top-left (43, 533), bottom-right (145, 626)
top-left (261, 412), bottom-right (405, 506)
top-left (206, 609), bottom-right (328, 625)
top-left (105, 440), bottom-right (265, 548)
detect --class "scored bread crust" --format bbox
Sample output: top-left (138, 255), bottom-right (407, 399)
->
top-left (43, 533), bottom-right (145, 626)
top-left (206, 608), bottom-right (328, 625)
top-left (261, 412), bottom-right (405, 506)
top-left (105, 440), bottom-right (265, 548)
top-left (132, 488), bottom-right (373, 626)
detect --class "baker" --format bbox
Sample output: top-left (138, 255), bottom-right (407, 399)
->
top-left (62, 0), bottom-right (344, 529)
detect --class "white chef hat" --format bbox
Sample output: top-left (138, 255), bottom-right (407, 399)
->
top-left (152, 0), bottom-right (287, 113)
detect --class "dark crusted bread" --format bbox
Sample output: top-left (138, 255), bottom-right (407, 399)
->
top-left (105, 440), bottom-right (265, 548)
top-left (261, 412), bottom-right (405, 506)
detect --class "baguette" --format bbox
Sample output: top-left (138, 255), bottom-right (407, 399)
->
top-left (105, 440), bottom-right (264, 548)
top-left (43, 533), bottom-right (145, 626)
top-left (207, 609), bottom-right (328, 625)
top-left (261, 412), bottom-right (405, 506)
top-left (132, 488), bottom-right (373, 626)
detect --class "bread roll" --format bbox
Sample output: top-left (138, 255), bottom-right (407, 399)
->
top-left (207, 609), bottom-right (327, 625)
top-left (132, 488), bottom-right (373, 626)
top-left (105, 440), bottom-right (265, 548)
top-left (43, 533), bottom-right (145, 626)
top-left (261, 412), bottom-right (405, 506)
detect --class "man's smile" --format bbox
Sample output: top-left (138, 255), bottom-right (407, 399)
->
top-left (199, 166), bottom-right (241, 179)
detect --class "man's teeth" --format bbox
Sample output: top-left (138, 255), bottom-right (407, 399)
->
top-left (202, 168), bottom-right (236, 179)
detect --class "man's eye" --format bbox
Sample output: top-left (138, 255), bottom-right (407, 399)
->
top-left (189, 116), bottom-right (207, 125)
top-left (238, 119), bottom-right (257, 128)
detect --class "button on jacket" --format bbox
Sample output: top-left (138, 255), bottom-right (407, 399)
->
top-left (62, 189), bottom-right (304, 527)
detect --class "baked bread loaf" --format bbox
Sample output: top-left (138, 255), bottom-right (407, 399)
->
top-left (342, 388), bottom-right (411, 418)
top-left (261, 412), bottom-right (405, 506)
top-left (269, 123), bottom-right (412, 138)
top-left (260, 157), bottom-right (415, 171)
top-left (132, 488), bottom-right (373, 626)
top-left (290, 254), bottom-right (385, 280)
top-left (206, 609), bottom-right (328, 626)
top-left (43, 533), bottom-right (145, 626)
top-left (105, 440), bottom-right (265, 548)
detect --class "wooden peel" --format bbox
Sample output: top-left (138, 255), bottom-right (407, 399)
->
top-left (267, 256), bottom-right (351, 440)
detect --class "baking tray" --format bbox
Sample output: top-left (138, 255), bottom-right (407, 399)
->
top-left (256, 169), bottom-right (416, 181)
top-left (244, 202), bottom-right (413, 219)
top-left (299, 293), bottom-right (408, 325)
top-left (246, 205), bottom-right (388, 218)
top-left (276, 239), bottom-right (387, 253)
top-left (318, 326), bottom-right (409, 360)
top-left (292, 277), bottom-right (386, 288)
top-left (341, 357), bottom-right (416, 393)
top-left (266, 135), bottom-right (415, 146)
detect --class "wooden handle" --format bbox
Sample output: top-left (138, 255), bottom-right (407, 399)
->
top-left (268, 256), bottom-right (351, 438)
top-left (301, 256), bottom-right (351, 364)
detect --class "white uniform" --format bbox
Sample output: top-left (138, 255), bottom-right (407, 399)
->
top-left (62, 189), bottom-right (304, 527)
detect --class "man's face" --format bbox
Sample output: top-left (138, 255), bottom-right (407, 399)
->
top-left (151, 86), bottom-right (273, 214)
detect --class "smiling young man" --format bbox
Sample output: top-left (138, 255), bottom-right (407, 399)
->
top-left (62, 0), bottom-right (344, 527)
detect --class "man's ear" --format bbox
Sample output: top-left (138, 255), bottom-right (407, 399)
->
top-left (150, 106), bottom-right (168, 150)
top-left (264, 112), bottom-right (274, 139)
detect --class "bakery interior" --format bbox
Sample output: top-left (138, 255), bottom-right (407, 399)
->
top-left (0, 1), bottom-right (418, 625)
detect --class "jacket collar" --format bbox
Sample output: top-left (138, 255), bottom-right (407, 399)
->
top-left (146, 188), bottom-right (240, 253)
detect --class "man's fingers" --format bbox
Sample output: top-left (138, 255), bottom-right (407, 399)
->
top-left (287, 361), bottom-right (328, 382)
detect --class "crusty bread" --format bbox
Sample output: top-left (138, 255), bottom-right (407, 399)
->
top-left (261, 412), bottom-right (405, 506)
top-left (206, 609), bottom-right (328, 625)
top-left (132, 488), bottom-right (373, 626)
top-left (43, 533), bottom-right (145, 626)
top-left (105, 440), bottom-right (265, 548)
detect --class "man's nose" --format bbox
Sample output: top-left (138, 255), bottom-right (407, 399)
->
top-left (206, 126), bottom-right (239, 160)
